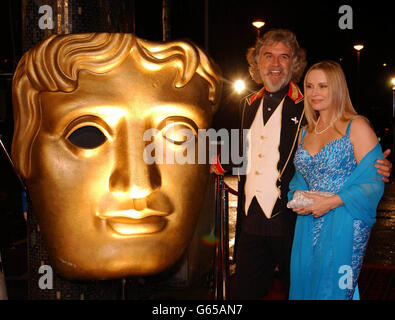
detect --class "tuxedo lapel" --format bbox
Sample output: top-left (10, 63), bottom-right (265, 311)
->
top-left (242, 87), bottom-right (264, 130)
top-left (278, 95), bottom-right (304, 176)
top-left (242, 97), bottom-right (261, 130)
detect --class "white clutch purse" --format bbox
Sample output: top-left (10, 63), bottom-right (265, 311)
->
top-left (287, 190), bottom-right (335, 209)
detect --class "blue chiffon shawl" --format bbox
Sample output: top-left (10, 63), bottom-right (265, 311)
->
top-left (288, 142), bottom-right (385, 300)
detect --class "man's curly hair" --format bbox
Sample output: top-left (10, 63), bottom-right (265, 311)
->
top-left (246, 29), bottom-right (307, 84)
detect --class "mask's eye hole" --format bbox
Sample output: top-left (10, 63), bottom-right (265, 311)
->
top-left (162, 123), bottom-right (196, 145)
top-left (67, 126), bottom-right (107, 149)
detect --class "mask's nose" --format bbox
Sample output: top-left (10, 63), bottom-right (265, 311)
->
top-left (109, 120), bottom-right (161, 199)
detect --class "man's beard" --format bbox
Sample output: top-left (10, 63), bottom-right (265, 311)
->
top-left (262, 70), bottom-right (292, 92)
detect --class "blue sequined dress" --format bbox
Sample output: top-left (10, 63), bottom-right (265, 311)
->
top-left (292, 120), bottom-right (370, 299)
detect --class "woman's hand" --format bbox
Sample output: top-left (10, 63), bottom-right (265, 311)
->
top-left (292, 192), bottom-right (343, 218)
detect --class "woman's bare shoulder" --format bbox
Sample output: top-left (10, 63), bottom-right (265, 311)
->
top-left (349, 116), bottom-right (378, 161)
top-left (350, 116), bottom-right (376, 139)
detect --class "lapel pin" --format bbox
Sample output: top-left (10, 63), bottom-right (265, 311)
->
top-left (291, 117), bottom-right (298, 124)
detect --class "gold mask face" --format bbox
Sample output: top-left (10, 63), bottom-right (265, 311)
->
top-left (12, 34), bottom-right (221, 279)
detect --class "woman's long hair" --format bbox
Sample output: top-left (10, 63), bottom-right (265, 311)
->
top-left (303, 60), bottom-right (357, 132)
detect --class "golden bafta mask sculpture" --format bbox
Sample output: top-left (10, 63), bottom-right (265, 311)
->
top-left (11, 33), bottom-right (221, 280)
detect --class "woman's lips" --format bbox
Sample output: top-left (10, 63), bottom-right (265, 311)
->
top-left (99, 209), bottom-right (169, 235)
top-left (311, 98), bottom-right (324, 104)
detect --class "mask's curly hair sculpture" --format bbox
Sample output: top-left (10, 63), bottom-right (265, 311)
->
top-left (12, 33), bottom-right (222, 177)
top-left (246, 29), bottom-right (307, 84)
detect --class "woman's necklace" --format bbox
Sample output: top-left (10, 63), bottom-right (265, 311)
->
top-left (315, 116), bottom-right (336, 135)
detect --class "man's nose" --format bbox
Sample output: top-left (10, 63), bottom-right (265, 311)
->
top-left (271, 55), bottom-right (280, 66)
top-left (109, 122), bottom-right (160, 198)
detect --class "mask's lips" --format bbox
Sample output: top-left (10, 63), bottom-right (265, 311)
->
top-left (100, 209), bottom-right (170, 235)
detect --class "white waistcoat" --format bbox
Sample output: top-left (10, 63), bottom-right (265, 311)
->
top-left (244, 97), bottom-right (284, 219)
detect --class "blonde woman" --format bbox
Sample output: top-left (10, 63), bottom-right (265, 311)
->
top-left (288, 60), bottom-right (385, 299)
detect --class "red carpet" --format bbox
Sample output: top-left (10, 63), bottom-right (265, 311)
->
top-left (237, 265), bottom-right (395, 300)
top-left (358, 265), bottom-right (395, 300)
top-left (262, 277), bottom-right (287, 300)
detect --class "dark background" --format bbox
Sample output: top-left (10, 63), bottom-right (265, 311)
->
top-left (0, 0), bottom-right (394, 246)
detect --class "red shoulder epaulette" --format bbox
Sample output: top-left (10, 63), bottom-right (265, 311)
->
top-left (288, 81), bottom-right (304, 104)
top-left (247, 87), bottom-right (265, 105)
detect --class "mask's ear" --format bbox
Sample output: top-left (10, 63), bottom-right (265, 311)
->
top-left (195, 45), bottom-right (223, 108)
top-left (12, 57), bottom-right (40, 179)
